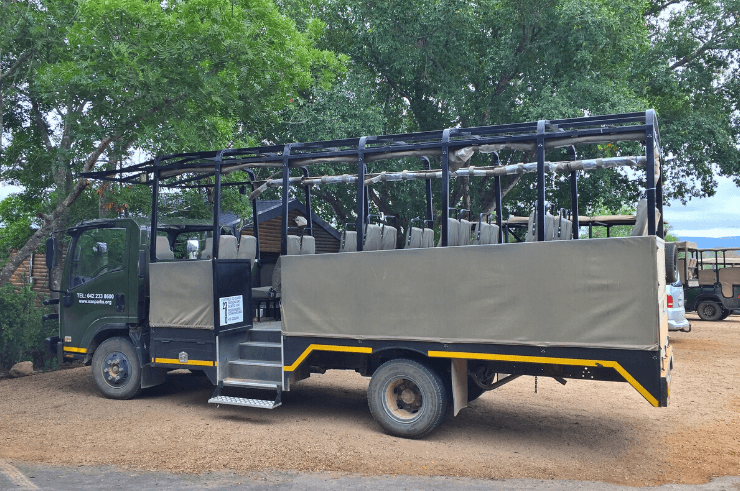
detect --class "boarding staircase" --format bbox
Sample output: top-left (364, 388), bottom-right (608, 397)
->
top-left (208, 321), bottom-right (283, 409)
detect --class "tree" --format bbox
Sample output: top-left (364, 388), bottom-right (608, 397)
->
top-left (270, 0), bottom-right (739, 231)
top-left (0, 0), bottom-right (344, 287)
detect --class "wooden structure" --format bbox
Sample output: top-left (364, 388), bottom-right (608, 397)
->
top-left (241, 200), bottom-right (340, 256)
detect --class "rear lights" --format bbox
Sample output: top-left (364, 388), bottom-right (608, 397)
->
top-left (667, 295), bottom-right (674, 308)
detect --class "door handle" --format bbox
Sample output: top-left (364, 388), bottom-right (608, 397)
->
top-left (116, 294), bottom-right (125, 312)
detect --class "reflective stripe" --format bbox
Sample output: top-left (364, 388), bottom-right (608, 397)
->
top-left (62, 346), bottom-right (87, 353)
top-left (152, 358), bottom-right (216, 367)
top-left (428, 350), bottom-right (660, 407)
top-left (284, 344), bottom-right (372, 372)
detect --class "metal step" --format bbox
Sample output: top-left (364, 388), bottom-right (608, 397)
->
top-left (249, 322), bottom-right (282, 343)
top-left (208, 395), bottom-right (281, 409)
top-left (227, 359), bottom-right (282, 382)
top-left (239, 341), bottom-right (282, 362)
top-left (221, 377), bottom-right (280, 390)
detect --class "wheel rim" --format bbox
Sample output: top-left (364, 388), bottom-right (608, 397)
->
top-left (701, 303), bottom-right (717, 318)
top-left (102, 351), bottom-right (131, 389)
top-left (384, 377), bottom-right (423, 422)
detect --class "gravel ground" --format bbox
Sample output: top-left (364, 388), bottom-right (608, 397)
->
top-left (0, 315), bottom-right (738, 487)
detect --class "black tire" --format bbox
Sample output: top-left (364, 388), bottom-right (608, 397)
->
top-left (368, 359), bottom-right (448, 439)
top-left (697, 301), bottom-right (723, 322)
top-left (91, 337), bottom-right (142, 400)
top-left (665, 243), bottom-right (678, 284)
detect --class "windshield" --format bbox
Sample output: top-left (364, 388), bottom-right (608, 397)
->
top-left (69, 228), bottom-right (127, 288)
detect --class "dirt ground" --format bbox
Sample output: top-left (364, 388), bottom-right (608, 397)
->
top-left (0, 315), bottom-right (738, 487)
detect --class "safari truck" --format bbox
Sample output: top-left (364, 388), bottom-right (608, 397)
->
top-left (678, 243), bottom-right (740, 321)
top-left (45, 110), bottom-right (673, 438)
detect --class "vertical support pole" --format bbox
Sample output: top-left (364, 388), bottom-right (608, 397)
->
top-left (493, 152), bottom-right (503, 244)
top-left (441, 129), bottom-right (451, 247)
top-left (246, 169), bottom-right (260, 265)
top-left (212, 150), bottom-right (224, 259)
top-left (421, 157), bottom-right (434, 226)
top-left (657, 170), bottom-right (664, 238)
top-left (568, 146), bottom-right (579, 239)
top-left (301, 167), bottom-right (312, 235)
top-left (149, 157), bottom-right (161, 263)
top-left (356, 137), bottom-right (367, 251)
top-left (536, 120), bottom-right (547, 241)
top-left (281, 144), bottom-right (292, 256)
top-left (645, 110), bottom-right (657, 236)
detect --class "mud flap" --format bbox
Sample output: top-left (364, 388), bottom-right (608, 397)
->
top-left (141, 365), bottom-right (167, 389)
top-left (451, 359), bottom-right (468, 416)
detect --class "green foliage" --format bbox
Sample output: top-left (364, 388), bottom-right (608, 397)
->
top-left (0, 282), bottom-right (54, 370)
top-left (268, 0), bottom-right (740, 230)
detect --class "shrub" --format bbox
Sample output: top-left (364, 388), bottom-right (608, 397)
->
top-left (0, 281), bottom-right (55, 370)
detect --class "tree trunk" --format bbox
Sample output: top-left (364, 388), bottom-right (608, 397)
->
top-left (0, 136), bottom-right (114, 288)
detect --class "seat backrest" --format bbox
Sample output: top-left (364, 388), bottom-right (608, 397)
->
top-left (489, 223), bottom-right (501, 244)
top-left (201, 237), bottom-right (214, 259)
top-left (718, 268), bottom-right (740, 298)
top-left (381, 225), bottom-right (397, 250)
top-left (406, 227), bottom-right (423, 248)
top-left (698, 269), bottom-right (716, 286)
top-left (437, 218), bottom-right (460, 246)
top-left (272, 257), bottom-right (283, 293)
top-left (156, 236), bottom-right (174, 260)
top-left (287, 234), bottom-right (302, 255)
top-left (340, 230), bottom-right (358, 252)
top-left (554, 217), bottom-right (573, 240)
top-left (219, 235), bottom-right (238, 259)
top-left (421, 228), bottom-right (435, 248)
top-left (237, 235), bottom-right (257, 262)
top-left (364, 224), bottom-right (383, 251)
top-left (630, 199), bottom-right (662, 237)
top-left (458, 219), bottom-right (472, 246)
top-left (677, 258), bottom-right (687, 284)
top-left (300, 235), bottom-right (316, 255)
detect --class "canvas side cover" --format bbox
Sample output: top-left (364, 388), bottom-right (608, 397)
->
top-left (149, 260), bottom-right (214, 329)
top-left (280, 236), bottom-right (661, 350)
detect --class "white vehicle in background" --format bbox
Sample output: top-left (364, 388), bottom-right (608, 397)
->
top-left (667, 278), bottom-right (691, 332)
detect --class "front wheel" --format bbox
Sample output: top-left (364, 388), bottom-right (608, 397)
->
top-left (368, 359), bottom-right (448, 438)
top-left (91, 337), bottom-right (142, 399)
top-left (697, 301), bottom-right (723, 321)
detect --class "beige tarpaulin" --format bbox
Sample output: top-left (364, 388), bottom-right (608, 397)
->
top-left (150, 260), bottom-right (214, 329)
top-left (280, 236), bottom-right (666, 350)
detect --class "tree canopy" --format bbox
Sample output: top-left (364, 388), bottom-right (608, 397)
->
top-left (1, 0), bottom-right (739, 284)
top-left (265, 0), bottom-right (739, 229)
top-left (0, 0), bottom-right (344, 285)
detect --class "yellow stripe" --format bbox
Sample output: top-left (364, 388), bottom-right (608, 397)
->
top-left (428, 350), bottom-right (659, 407)
top-left (284, 344), bottom-right (372, 372)
top-left (63, 346), bottom-right (87, 353)
top-left (152, 357), bottom-right (215, 367)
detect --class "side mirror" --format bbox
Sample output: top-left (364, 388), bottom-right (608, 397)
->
top-left (46, 237), bottom-right (58, 269)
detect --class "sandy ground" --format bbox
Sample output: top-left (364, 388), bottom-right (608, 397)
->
top-left (0, 315), bottom-right (738, 487)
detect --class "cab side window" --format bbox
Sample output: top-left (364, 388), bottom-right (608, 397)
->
top-left (70, 228), bottom-right (127, 287)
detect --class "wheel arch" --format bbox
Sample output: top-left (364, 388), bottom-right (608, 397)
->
top-left (368, 347), bottom-right (448, 378)
top-left (83, 323), bottom-right (138, 365)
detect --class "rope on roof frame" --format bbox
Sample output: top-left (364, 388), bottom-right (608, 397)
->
top-left (248, 155), bottom-right (656, 200)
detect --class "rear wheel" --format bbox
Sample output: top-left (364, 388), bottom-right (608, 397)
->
top-left (368, 359), bottom-right (448, 438)
top-left (697, 301), bottom-right (723, 321)
top-left (91, 337), bottom-right (142, 399)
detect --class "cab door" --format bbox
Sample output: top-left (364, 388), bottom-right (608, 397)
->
top-left (60, 224), bottom-right (132, 359)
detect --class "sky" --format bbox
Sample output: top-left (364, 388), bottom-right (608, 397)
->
top-left (664, 176), bottom-right (740, 239)
top-left (2, 173), bottom-right (740, 239)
